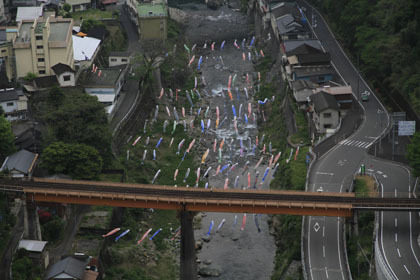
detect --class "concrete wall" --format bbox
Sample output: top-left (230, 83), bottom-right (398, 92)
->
top-left (313, 108), bottom-right (339, 133)
top-left (138, 16), bottom-right (167, 41)
top-left (57, 71), bottom-right (75, 87)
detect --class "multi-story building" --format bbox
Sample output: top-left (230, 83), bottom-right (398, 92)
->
top-left (13, 16), bottom-right (74, 79)
top-left (137, 1), bottom-right (167, 41)
top-left (0, 27), bottom-right (18, 81)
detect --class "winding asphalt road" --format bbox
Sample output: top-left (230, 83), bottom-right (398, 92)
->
top-left (291, 1), bottom-right (419, 280)
top-left (364, 158), bottom-right (420, 279)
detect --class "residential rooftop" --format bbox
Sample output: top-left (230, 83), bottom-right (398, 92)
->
top-left (137, 3), bottom-right (167, 17)
top-left (85, 68), bottom-right (124, 88)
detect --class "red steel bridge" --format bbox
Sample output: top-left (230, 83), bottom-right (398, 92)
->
top-left (1, 177), bottom-right (420, 217)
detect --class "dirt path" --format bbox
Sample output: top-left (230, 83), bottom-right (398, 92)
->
top-left (180, 4), bottom-right (277, 279)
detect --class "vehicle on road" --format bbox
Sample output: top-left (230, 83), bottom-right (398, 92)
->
top-left (361, 90), bottom-right (370, 101)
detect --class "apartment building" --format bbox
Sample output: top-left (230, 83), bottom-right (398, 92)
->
top-left (13, 16), bottom-right (74, 79)
top-left (0, 27), bottom-right (18, 81)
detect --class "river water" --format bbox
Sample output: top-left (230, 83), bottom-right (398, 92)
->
top-left (180, 4), bottom-right (277, 279)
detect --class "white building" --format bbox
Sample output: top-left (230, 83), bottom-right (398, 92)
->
top-left (0, 88), bottom-right (28, 121)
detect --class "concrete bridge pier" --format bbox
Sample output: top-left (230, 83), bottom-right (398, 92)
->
top-left (180, 210), bottom-right (197, 280)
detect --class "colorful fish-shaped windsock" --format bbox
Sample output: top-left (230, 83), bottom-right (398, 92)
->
top-left (216, 218), bottom-right (226, 232)
top-left (186, 139), bottom-right (195, 153)
top-left (115, 229), bottom-right (130, 242)
top-left (183, 168), bottom-right (190, 183)
top-left (174, 169), bottom-right (179, 181)
top-left (151, 169), bottom-right (161, 184)
top-left (159, 88), bottom-right (164, 99)
top-left (224, 178), bottom-right (229, 190)
top-left (203, 167), bottom-right (211, 178)
top-left (241, 214), bottom-right (247, 231)
top-left (201, 149), bottom-right (209, 164)
top-left (211, 42), bottom-right (215, 51)
top-left (156, 137), bottom-right (163, 148)
top-left (176, 139), bottom-right (185, 155)
top-left (132, 136), bottom-right (141, 146)
top-left (207, 220), bottom-right (214, 236)
top-left (138, 228), bottom-right (152, 244)
top-left (150, 228), bottom-right (162, 240)
top-left (102, 228), bottom-right (120, 238)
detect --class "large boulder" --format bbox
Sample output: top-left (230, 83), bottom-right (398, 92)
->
top-left (206, 0), bottom-right (224, 10)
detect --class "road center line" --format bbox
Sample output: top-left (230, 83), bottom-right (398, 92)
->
top-left (397, 248), bottom-right (401, 258)
top-left (395, 189), bottom-right (397, 197)
top-left (325, 267), bottom-right (329, 279)
top-left (395, 233), bottom-right (398, 242)
top-left (322, 226), bottom-right (325, 237)
top-left (323, 245), bottom-right (325, 258)
top-left (395, 218), bottom-right (398, 227)
top-left (404, 264), bottom-right (411, 275)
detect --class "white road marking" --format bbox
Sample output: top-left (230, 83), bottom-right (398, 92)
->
top-left (383, 174), bottom-right (388, 178)
top-left (325, 267), bottom-right (329, 279)
top-left (397, 248), bottom-right (401, 258)
top-left (395, 189), bottom-right (398, 197)
top-left (395, 233), bottom-right (398, 242)
top-left (323, 245), bottom-right (325, 258)
top-left (395, 218), bottom-right (398, 227)
top-left (377, 171), bottom-right (383, 175)
top-left (367, 169), bottom-right (374, 172)
top-left (404, 265), bottom-right (411, 275)
top-left (323, 226), bottom-right (325, 237)
top-left (316, 172), bottom-right (334, 176)
top-left (314, 222), bottom-right (320, 232)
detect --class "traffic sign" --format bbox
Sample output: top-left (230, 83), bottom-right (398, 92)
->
top-left (398, 121), bottom-right (416, 136)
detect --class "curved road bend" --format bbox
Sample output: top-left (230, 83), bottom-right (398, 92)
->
top-left (364, 158), bottom-right (420, 279)
top-left (294, 1), bottom-right (391, 280)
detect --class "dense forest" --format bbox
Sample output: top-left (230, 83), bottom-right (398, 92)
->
top-left (310, 0), bottom-right (420, 118)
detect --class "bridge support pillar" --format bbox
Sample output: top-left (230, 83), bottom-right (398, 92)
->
top-left (180, 211), bottom-right (197, 280)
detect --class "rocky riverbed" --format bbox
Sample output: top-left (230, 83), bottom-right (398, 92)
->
top-left (178, 3), bottom-right (277, 279)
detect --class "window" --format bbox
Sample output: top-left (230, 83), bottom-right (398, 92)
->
top-left (36, 45), bottom-right (43, 49)
top-left (36, 35), bottom-right (43, 40)
top-left (39, 70), bottom-right (45, 74)
top-left (323, 113), bottom-right (331, 118)
top-left (319, 76), bottom-right (325, 81)
top-left (111, 58), bottom-right (117, 62)
top-left (1, 49), bottom-right (6, 53)
top-left (121, 58), bottom-right (127, 62)
top-left (37, 58), bottom-right (44, 62)
top-left (6, 102), bottom-right (13, 106)
top-left (63, 75), bottom-right (71, 81)
top-left (323, 124), bottom-right (332, 129)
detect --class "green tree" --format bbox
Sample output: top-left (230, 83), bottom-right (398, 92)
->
top-left (47, 86), bottom-right (65, 108)
top-left (407, 132), bottom-right (420, 177)
top-left (63, 3), bottom-right (71, 13)
top-left (0, 115), bottom-right (16, 162)
top-left (80, 19), bottom-right (106, 33)
top-left (44, 92), bottom-right (111, 163)
top-left (24, 72), bottom-right (37, 82)
top-left (41, 142), bottom-right (103, 179)
top-left (41, 216), bottom-right (64, 242)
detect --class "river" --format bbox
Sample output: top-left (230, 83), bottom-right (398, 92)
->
top-left (179, 4), bottom-right (277, 279)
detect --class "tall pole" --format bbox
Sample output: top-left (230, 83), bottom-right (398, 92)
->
top-left (180, 210), bottom-right (197, 280)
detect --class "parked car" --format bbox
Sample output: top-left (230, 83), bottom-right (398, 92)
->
top-left (361, 90), bottom-right (370, 101)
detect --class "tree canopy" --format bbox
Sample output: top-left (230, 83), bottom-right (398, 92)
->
top-left (41, 141), bottom-right (103, 179)
top-left (407, 132), bottom-right (420, 177)
top-left (313, 0), bottom-right (420, 115)
top-left (0, 115), bottom-right (16, 162)
top-left (43, 91), bottom-right (111, 163)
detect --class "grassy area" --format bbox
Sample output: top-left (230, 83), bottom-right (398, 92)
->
top-left (289, 98), bottom-right (310, 145)
top-left (71, 10), bottom-right (114, 25)
top-left (347, 177), bottom-right (375, 279)
top-left (354, 175), bottom-right (376, 197)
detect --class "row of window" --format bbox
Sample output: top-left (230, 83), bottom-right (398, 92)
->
top-left (110, 58), bottom-right (128, 62)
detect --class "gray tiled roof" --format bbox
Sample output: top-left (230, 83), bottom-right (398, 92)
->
top-left (0, 149), bottom-right (37, 174)
top-left (276, 14), bottom-right (309, 36)
top-left (52, 63), bottom-right (74, 76)
top-left (311, 91), bottom-right (339, 113)
top-left (296, 53), bottom-right (330, 65)
top-left (294, 65), bottom-right (333, 78)
top-left (0, 88), bottom-right (22, 102)
top-left (45, 256), bottom-right (87, 280)
top-left (109, 51), bottom-right (131, 57)
top-left (283, 40), bottom-right (322, 55)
